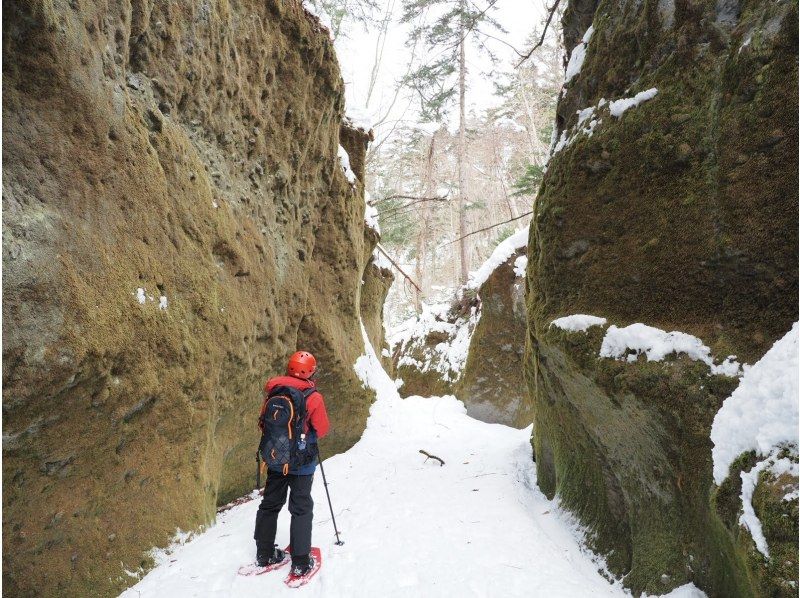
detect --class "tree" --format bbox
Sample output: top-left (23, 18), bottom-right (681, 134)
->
top-left (304, 0), bottom-right (380, 39)
top-left (401, 0), bottom-right (504, 284)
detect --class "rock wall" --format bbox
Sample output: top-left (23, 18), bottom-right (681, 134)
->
top-left (360, 253), bottom-right (395, 371)
top-left (2, 1), bottom-right (382, 596)
top-left (457, 248), bottom-right (532, 428)
top-left (525, 0), bottom-right (798, 595)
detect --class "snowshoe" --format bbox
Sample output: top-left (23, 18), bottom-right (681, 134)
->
top-left (237, 546), bottom-right (290, 576)
top-left (284, 547), bottom-right (322, 588)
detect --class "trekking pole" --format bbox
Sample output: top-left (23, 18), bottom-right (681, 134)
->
top-left (317, 449), bottom-right (344, 546)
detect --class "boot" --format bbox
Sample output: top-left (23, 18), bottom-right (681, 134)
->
top-left (256, 545), bottom-right (286, 568)
top-left (290, 553), bottom-right (315, 577)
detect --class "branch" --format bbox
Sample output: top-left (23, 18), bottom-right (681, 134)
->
top-left (515, 0), bottom-right (562, 68)
top-left (377, 197), bottom-right (449, 219)
top-left (438, 210), bottom-right (534, 247)
top-left (419, 449), bottom-right (445, 466)
top-left (374, 194), bottom-right (449, 204)
top-left (374, 243), bottom-right (422, 293)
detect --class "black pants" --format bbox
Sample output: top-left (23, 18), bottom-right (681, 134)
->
top-left (254, 472), bottom-right (314, 566)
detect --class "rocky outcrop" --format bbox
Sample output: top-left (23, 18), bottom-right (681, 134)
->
top-left (457, 248), bottom-right (532, 428)
top-left (525, 0), bottom-right (798, 595)
top-left (2, 1), bottom-right (383, 596)
top-left (393, 296), bottom-right (479, 398)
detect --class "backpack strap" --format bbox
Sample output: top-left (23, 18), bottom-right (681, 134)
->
top-left (300, 386), bottom-right (318, 434)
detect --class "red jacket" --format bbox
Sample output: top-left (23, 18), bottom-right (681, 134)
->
top-left (263, 375), bottom-right (330, 439)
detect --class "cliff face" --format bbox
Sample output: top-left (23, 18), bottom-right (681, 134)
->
top-left (457, 248), bottom-right (532, 428)
top-left (525, 0), bottom-right (798, 595)
top-left (2, 1), bottom-right (381, 596)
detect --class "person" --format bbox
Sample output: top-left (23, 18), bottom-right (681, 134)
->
top-left (254, 350), bottom-right (330, 577)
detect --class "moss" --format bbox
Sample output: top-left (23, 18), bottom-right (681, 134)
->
top-left (525, 0), bottom-right (797, 593)
top-left (456, 248), bottom-right (532, 427)
top-left (714, 451), bottom-right (759, 530)
top-left (2, 2), bottom-right (379, 596)
top-left (528, 321), bottom-right (758, 596)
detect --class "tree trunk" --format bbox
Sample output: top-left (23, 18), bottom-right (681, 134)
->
top-left (457, 1), bottom-right (469, 285)
top-left (414, 135), bottom-right (436, 312)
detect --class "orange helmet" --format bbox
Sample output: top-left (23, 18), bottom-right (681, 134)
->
top-left (287, 351), bottom-right (317, 379)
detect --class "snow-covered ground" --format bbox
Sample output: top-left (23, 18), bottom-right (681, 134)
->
top-left (121, 327), bottom-right (705, 598)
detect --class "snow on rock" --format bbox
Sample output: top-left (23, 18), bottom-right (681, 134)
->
top-left (337, 144), bottom-right (357, 185)
top-left (548, 87), bottom-right (657, 161)
top-left (710, 323), bottom-right (799, 484)
top-left (513, 255), bottom-right (528, 277)
top-left (467, 227), bottom-right (528, 289)
top-left (644, 583), bottom-right (708, 598)
top-left (120, 322), bottom-right (633, 598)
top-left (371, 248), bottom-right (392, 272)
top-left (599, 322), bottom-right (742, 376)
top-left (395, 302), bottom-right (480, 384)
top-left (549, 107), bottom-right (602, 159)
top-left (565, 25), bottom-right (594, 82)
top-left (738, 451), bottom-right (799, 557)
top-left (344, 106), bottom-right (373, 133)
top-left (354, 319), bottom-right (402, 402)
top-left (609, 88), bottom-right (659, 118)
top-left (550, 314), bottom-right (608, 333)
top-left (364, 190), bottom-right (380, 234)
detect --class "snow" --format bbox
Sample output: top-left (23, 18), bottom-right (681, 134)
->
top-left (577, 105), bottom-right (596, 126)
top-left (466, 227), bottom-right (529, 289)
top-left (371, 248), bottom-right (392, 272)
top-left (337, 144), bottom-right (357, 185)
top-left (364, 191), bottom-right (380, 234)
top-left (395, 302), bottom-right (480, 384)
top-left (513, 255), bottom-right (528, 277)
top-left (645, 584), bottom-right (708, 598)
top-left (549, 106), bottom-right (602, 159)
top-left (120, 324), bottom-right (637, 598)
top-left (738, 451), bottom-right (799, 557)
top-left (609, 88), bottom-right (659, 118)
top-left (344, 106), bottom-right (373, 133)
top-left (551, 314), bottom-right (608, 333)
top-left (599, 323), bottom-right (742, 376)
top-left (710, 323), bottom-right (799, 485)
top-left (159, 295), bottom-right (168, 310)
top-left (494, 115), bottom-right (528, 132)
top-left (135, 288), bottom-right (146, 304)
top-left (565, 25), bottom-right (594, 82)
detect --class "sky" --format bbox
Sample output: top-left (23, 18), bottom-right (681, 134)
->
top-left (317, 0), bottom-right (552, 139)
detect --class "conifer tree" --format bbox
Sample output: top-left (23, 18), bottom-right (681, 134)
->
top-left (401, 0), bottom-right (503, 284)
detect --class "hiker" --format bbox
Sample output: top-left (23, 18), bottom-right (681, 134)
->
top-left (254, 350), bottom-right (330, 578)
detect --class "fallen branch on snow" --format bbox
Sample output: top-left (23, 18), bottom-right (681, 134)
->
top-left (419, 449), bottom-right (445, 466)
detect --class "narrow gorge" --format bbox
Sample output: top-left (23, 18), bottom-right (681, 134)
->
top-left (2, 0), bottom-right (797, 597)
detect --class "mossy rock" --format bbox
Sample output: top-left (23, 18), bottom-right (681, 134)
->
top-left (2, 1), bottom-right (384, 596)
top-left (393, 297), bottom-right (478, 398)
top-left (456, 248), bottom-right (532, 427)
top-left (524, 0), bottom-right (797, 594)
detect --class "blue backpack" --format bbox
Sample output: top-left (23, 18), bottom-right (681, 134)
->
top-left (258, 385), bottom-right (318, 475)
